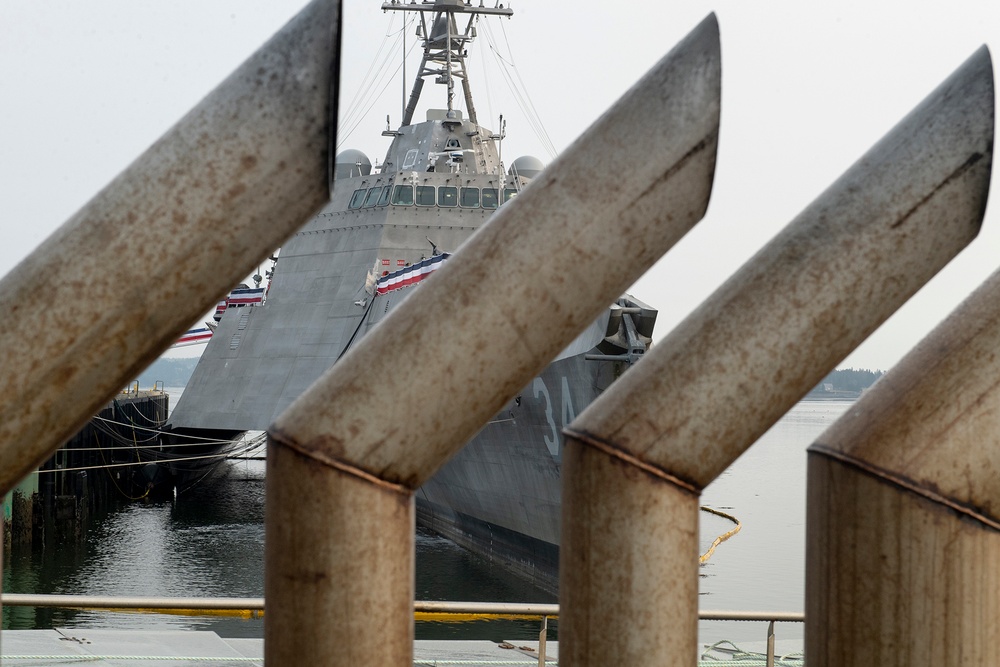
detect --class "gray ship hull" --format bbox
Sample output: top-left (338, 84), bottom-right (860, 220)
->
top-left (417, 351), bottom-right (620, 593)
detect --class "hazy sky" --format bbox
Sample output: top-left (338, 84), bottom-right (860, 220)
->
top-left (3, 1), bottom-right (1000, 370)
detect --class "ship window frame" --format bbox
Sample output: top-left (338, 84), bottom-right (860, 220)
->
top-left (363, 186), bottom-right (383, 208)
top-left (391, 185), bottom-right (414, 206)
top-left (503, 188), bottom-right (519, 204)
top-left (377, 185), bottom-right (393, 207)
top-left (402, 149), bottom-right (418, 170)
top-left (460, 187), bottom-right (480, 208)
top-left (415, 185), bottom-right (436, 206)
top-left (482, 188), bottom-right (499, 209)
top-left (438, 186), bottom-right (458, 208)
top-left (349, 188), bottom-right (367, 210)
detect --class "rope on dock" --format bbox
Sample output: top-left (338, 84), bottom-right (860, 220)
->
top-left (698, 506), bottom-right (742, 564)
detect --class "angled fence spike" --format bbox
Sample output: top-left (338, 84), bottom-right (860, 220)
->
top-left (0, 0), bottom-right (340, 496)
top-left (807, 251), bottom-right (1000, 660)
top-left (264, 14), bottom-right (721, 666)
top-left (559, 46), bottom-right (993, 667)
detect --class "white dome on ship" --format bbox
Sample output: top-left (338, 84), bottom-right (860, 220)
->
top-left (334, 149), bottom-right (372, 180)
top-left (508, 155), bottom-right (545, 180)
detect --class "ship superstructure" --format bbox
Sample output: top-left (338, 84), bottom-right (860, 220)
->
top-left (167, 0), bottom-right (657, 591)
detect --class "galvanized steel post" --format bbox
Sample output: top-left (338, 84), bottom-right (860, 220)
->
top-left (0, 0), bottom-right (340, 495)
top-left (807, 256), bottom-right (1000, 660)
top-left (265, 15), bottom-right (721, 666)
top-left (560, 47), bottom-right (993, 667)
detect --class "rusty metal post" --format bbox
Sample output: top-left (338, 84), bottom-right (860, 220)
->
top-left (807, 270), bottom-right (1000, 661)
top-left (560, 47), bottom-right (994, 667)
top-left (265, 14), bottom-right (721, 667)
top-left (0, 0), bottom-right (339, 495)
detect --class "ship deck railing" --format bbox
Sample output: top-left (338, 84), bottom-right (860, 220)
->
top-left (2, 595), bottom-right (804, 666)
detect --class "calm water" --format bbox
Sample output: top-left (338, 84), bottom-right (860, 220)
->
top-left (698, 399), bottom-right (853, 647)
top-left (2, 389), bottom-right (852, 647)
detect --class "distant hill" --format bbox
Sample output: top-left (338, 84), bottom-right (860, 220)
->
top-left (808, 367), bottom-right (884, 398)
top-left (134, 357), bottom-right (201, 388)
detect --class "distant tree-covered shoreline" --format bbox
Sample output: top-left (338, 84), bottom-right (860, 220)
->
top-left (808, 367), bottom-right (884, 397)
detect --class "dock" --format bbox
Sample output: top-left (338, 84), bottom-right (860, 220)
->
top-left (2, 389), bottom-right (168, 547)
top-left (1, 631), bottom-right (559, 666)
top-left (0, 596), bottom-right (804, 665)
top-left (0, 630), bottom-right (807, 665)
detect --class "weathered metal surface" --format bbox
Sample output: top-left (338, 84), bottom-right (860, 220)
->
top-left (266, 13), bottom-right (721, 667)
top-left (567, 45), bottom-right (993, 490)
top-left (0, 0), bottom-right (339, 496)
top-left (807, 266), bottom-right (1000, 665)
top-left (266, 442), bottom-right (414, 666)
top-left (809, 272), bottom-right (1000, 523)
top-left (560, 437), bottom-right (700, 666)
top-left (807, 456), bottom-right (1000, 665)
top-left (560, 46), bottom-right (993, 667)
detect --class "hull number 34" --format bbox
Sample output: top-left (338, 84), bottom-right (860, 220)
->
top-left (532, 377), bottom-right (576, 457)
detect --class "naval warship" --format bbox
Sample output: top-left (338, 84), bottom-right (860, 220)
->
top-left (166, 0), bottom-right (656, 592)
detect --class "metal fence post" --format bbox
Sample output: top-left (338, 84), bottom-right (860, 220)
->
top-left (264, 14), bottom-right (721, 666)
top-left (559, 46), bottom-right (993, 667)
top-left (807, 258), bottom-right (1000, 660)
top-left (766, 620), bottom-right (775, 667)
top-left (0, 0), bottom-right (340, 496)
top-left (538, 615), bottom-right (548, 667)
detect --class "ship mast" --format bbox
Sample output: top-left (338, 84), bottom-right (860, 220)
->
top-left (382, 0), bottom-right (513, 127)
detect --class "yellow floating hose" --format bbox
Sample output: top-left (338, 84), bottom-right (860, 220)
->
top-left (699, 506), bottom-right (742, 564)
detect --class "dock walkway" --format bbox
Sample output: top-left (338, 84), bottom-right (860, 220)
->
top-left (0, 629), bottom-right (807, 665)
top-left (0, 630), bottom-right (557, 666)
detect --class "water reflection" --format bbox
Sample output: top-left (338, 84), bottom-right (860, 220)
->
top-left (3, 457), bottom-right (555, 640)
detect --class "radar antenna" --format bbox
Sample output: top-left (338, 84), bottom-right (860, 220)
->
top-left (383, 0), bottom-right (513, 127)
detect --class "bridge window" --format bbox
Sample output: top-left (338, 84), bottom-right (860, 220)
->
top-left (349, 188), bottom-right (367, 210)
top-left (482, 188), bottom-right (499, 209)
top-left (439, 186), bottom-right (458, 207)
top-left (460, 187), bottom-right (480, 208)
top-left (416, 185), bottom-right (436, 206)
top-left (391, 185), bottom-right (413, 205)
top-left (503, 188), bottom-right (519, 203)
top-left (363, 187), bottom-right (383, 208)
top-left (377, 185), bottom-right (393, 207)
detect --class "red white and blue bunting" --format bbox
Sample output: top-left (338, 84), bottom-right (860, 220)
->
top-left (214, 286), bottom-right (266, 321)
top-left (376, 253), bottom-right (451, 296)
top-left (173, 327), bottom-right (213, 348)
